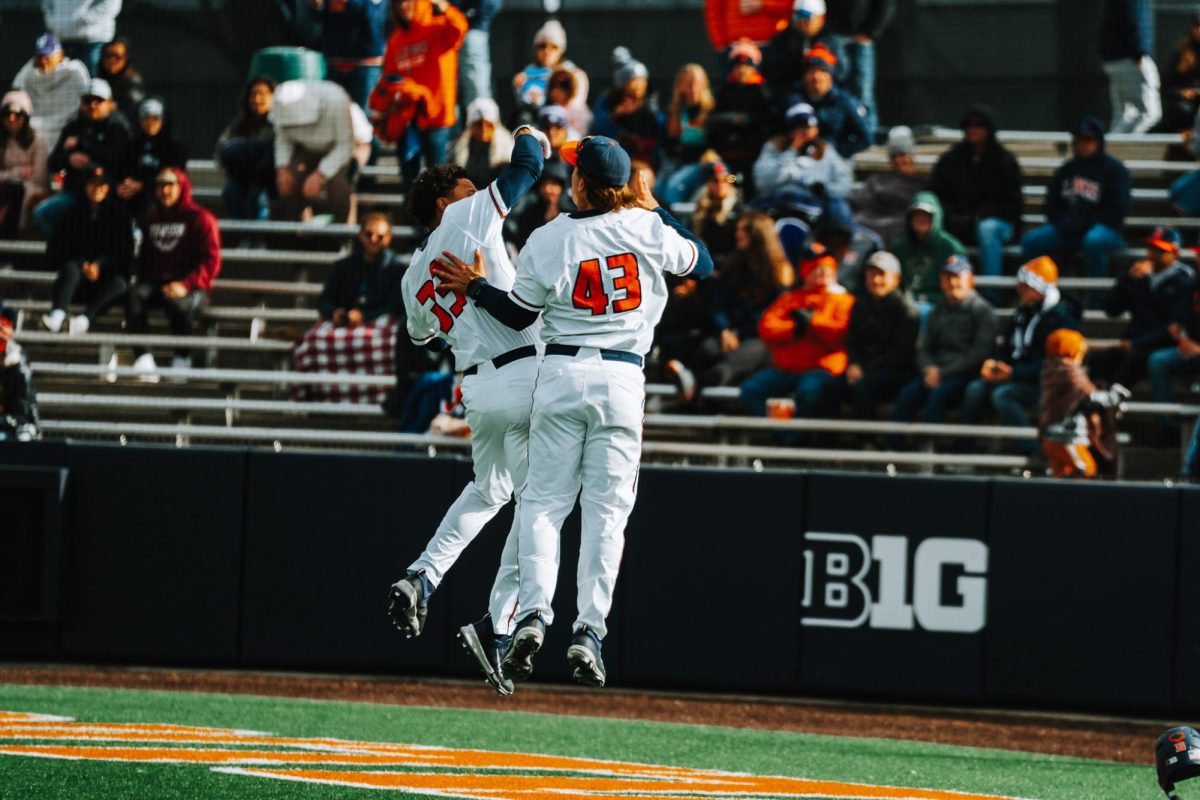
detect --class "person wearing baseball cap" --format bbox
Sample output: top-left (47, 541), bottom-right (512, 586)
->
top-left (119, 96), bottom-right (187, 220)
top-left (1087, 224), bottom-right (1195, 391)
top-left (959, 255), bottom-right (1082, 453)
top-left (889, 255), bottom-right (999, 442)
top-left (796, 45), bottom-right (871, 159)
top-left (12, 32), bottom-right (89, 154)
top-left (841, 250), bottom-right (919, 422)
top-left (761, 0), bottom-right (843, 118)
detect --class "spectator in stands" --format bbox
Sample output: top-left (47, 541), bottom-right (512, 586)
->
top-left (97, 38), bottom-right (145, 123)
top-left (127, 167), bottom-right (220, 376)
top-left (12, 34), bottom-right (89, 155)
top-left (0, 90), bottom-right (50, 238)
top-left (318, 212), bottom-right (405, 326)
top-left (592, 47), bottom-right (664, 168)
top-left (1088, 226), bottom-right (1194, 391)
top-left (890, 256), bottom-right (998, 434)
top-left (961, 256), bottom-right (1081, 449)
top-left (930, 105), bottom-right (1023, 281)
top-left (753, 101), bottom-right (852, 208)
top-left (660, 64), bottom-right (715, 202)
top-left (848, 125), bottom-right (924, 245)
top-left (512, 21), bottom-right (589, 127)
top-left (451, 98), bottom-right (513, 189)
top-left (311, 0), bottom-right (389, 111)
top-left (534, 104), bottom-right (575, 164)
top-left (378, 0), bottom-right (467, 187)
top-left (1100, 0), bottom-right (1161, 134)
top-left (1160, 13), bottom-right (1200, 132)
top-left (705, 40), bottom-right (771, 179)
top-left (41, 165), bottom-right (132, 335)
top-left (740, 250), bottom-right (853, 420)
top-left (796, 48), bottom-right (871, 159)
top-left (452, 0), bottom-right (502, 111)
top-left (545, 67), bottom-right (591, 136)
top-left (1020, 116), bottom-right (1130, 283)
top-left (118, 97), bottom-right (187, 221)
top-left (1147, 276), bottom-right (1200, 419)
top-left (0, 307), bottom-right (41, 442)
top-left (840, 251), bottom-right (918, 419)
top-left (890, 191), bottom-right (966, 311)
top-left (42, 0), bottom-right (122, 76)
top-left (272, 79), bottom-right (373, 225)
top-left (35, 77), bottom-right (133, 234)
top-left (818, 199), bottom-right (883, 296)
top-left (506, 159), bottom-right (571, 251)
top-left (690, 160), bottom-right (742, 263)
top-left (826, 0), bottom-right (894, 133)
top-left (215, 75), bottom-right (277, 222)
top-left (1040, 329), bottom-right (1128, 479)
top-left (1186, 418), bottom-right (1200, 481)
top-left (763, 0), bottom-right (842, 115)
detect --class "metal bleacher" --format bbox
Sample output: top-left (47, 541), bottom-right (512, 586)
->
top-left (2, 130), bottom-right (1198, 478)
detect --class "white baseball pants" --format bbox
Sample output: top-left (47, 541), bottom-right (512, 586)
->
top-left (407, 355), bottom-right (538, 634)
top-left (515, 349), bottom-right (645, 640)
top-left (1104, 57), bottom-right (1161, 134)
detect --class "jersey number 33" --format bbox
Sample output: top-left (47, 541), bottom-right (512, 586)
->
top-left (416, 279), bottom-right (466, 333)
top-left (572, 253), bottom-right (642, 316)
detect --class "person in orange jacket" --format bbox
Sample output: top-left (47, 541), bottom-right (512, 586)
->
top-left (375, 0), bottom-right (467, 187)
top-left (740, 249), bottom-right (855, 419)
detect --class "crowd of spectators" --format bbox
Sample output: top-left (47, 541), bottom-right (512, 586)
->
top-left (4, 0), bottom-right (1200, 479)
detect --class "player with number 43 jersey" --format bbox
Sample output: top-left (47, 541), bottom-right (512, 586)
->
top-left (434, 135), bottom-right (714, 688)
top-left (387, 126), bottom-right (550, 697)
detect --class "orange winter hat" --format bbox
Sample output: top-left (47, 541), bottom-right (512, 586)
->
top-left (1017, 256), bottom-right (1058, 294)
top-left (1045, 328), bottom-right (1087, 359)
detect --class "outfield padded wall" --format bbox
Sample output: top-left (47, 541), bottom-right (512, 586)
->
top-left (1, 443), bottom-right (1198, 714)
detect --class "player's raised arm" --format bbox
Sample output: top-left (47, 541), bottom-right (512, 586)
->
top-left (490, 126), bottom-right (550, 212)
top-left (632, 170), bottom-right (715, 280)
top-left (432, 249), bottom-right (540, 331)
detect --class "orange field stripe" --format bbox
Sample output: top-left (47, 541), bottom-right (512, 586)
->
top-left (0, 745), bottom-right (443, 765)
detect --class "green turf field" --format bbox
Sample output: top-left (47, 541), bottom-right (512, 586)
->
top-left (0, 682), bottom-right (1151, 799)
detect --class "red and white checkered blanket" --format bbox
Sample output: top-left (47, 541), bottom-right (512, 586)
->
top-left (290, 317), bottom-right (398, 404)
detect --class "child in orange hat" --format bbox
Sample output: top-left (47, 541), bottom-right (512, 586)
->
top-left (1038, 328), bottom-right (1130, 478)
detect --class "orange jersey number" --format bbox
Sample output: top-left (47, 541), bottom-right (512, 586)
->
top-left (571, 253), bottom-right (642, 316)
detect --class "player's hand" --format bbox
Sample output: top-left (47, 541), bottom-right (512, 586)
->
top-left (845, 364), bottom-right (863, 385)
top-left (513, 125), bottom-right (553, 159)
top-left (347, 308), bottom-right (364, 328)
top-left (431, 248), bottom-right (485, 294)
top-left (81, 261), bottom-right (100, 282)
top-left (632, 169), bottom-right (658, 211)
top-left (923, 365), bottom-right (940, 388)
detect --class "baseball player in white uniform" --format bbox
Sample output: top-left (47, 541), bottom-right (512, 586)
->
top-left (433, 135), bottom-right (714, 687)
top-left (387, 126), bottom-right (550, 696)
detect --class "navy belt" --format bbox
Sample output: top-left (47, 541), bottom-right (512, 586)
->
top-left (545, 343), bottom-right (643, 368)
top-left (462, 345), bottom-right (537, 376)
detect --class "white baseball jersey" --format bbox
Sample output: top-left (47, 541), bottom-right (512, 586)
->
top-left (508, 208), bottom-right (700, 356)
top-left (402, 182), bottom-right (541, 371)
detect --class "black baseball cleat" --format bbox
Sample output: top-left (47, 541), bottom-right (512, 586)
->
top-left (387, 571), bottom-right (430, 638)
top-left (567, 625), bottom-right (606, 687)
top-left (501, 613), bottom-right (545, 683)
top-left (457, 615), bottom-right (514, 697)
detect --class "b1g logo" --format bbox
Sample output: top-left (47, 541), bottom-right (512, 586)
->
top-left (801, 532), bottom-right (988, 634)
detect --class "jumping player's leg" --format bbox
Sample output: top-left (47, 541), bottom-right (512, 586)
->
top-left (486, 401), bottom-right (534, 636)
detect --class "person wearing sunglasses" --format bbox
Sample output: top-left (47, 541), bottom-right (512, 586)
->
top-left (317, 212), bottom-right (405, 328)
top-left (35, 77), bottom-right (132, 234)
top-left (431, 135), bottom-right (713, 690)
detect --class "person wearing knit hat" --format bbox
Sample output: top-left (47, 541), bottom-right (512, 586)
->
top-left (452, 97), bottom-right (516, 189)
top-left (930, 104), bottom-right (1023, 283)
top-left (741, 248), bottom-right (854, 427)
top-left (796, 45), bottom-right (872, 159)
top-left (1019, 115), bottom-right (1131, 289)
top-left (512, 19), bottom-right (590, 124)
top-left (0, 89), bottom-right (50, 237)
top-left (705, 38), bottom-right (772, 177)
top-left (1039, 328), bottom-right (1129, 478)
top-left (761, 0), bottom-right (844, 130)
top-left (959, 255), bottom-right (1082, 454)
top-left (1085, 224), bottom-right (1195, 392)
top-left (848, 125), bottom-right (924, 246)
top-left (590, 47), bottom-right (664, 168)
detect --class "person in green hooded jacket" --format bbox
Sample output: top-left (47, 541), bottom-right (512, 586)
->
top-left (888, 191), bottom-right (966, 311)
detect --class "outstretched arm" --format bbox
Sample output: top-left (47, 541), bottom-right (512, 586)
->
top-left (492, 128), bottom-right (549, 210)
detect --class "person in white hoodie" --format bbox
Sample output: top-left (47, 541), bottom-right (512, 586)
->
top-left (41, 0), bottom-right (123, 76)
top-left (270, 79), bottom-right (372, 224)
top-left (12, 34), bottom-right (90, 152)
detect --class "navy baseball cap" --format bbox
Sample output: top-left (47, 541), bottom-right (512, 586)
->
top-left (34, 34), bottom-right (61, 57)
top-left (1148, 225), bottom-right (1182, 253)
top-left (700, 160), bottom-right (735, 184)
top-left (942, 255), bottom-right (973, 275)
top-left (784, 102), bottom-right (818, 130)
top-left (561, 136), bottom-right (631, 188)
top-left (537, 104), bottom-right (569, 129)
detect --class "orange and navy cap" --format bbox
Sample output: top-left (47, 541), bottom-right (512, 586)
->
top-left (560, 135), bottom-right (631, 188)
top-left (1147, 225), bottom-right (1182, 253)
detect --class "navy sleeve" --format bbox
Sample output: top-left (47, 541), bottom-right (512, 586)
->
top-left (493, 133), bottom-right (544, 210)
top-left (654, 206), bottom-right (715, 279)
top-left (475, 281), bottom-right (540, 330)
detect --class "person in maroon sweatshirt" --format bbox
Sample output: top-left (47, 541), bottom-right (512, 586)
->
top-left (125, 166), bottom-right (220, 378)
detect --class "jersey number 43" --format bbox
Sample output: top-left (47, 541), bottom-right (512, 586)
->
top-left (572, 253), bottom-right (642, 316)
top-left (416, 279), bottom-right (466, 333)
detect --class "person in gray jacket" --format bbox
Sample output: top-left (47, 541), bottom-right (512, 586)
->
top-left (753, 101), bottom-right (851, 201)
top-left (41, 0), bottom-right (122, 76)
top-left (889, 255), bottom-right (998, 435)
top-left (848, 125), bottom-right (924, 245)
